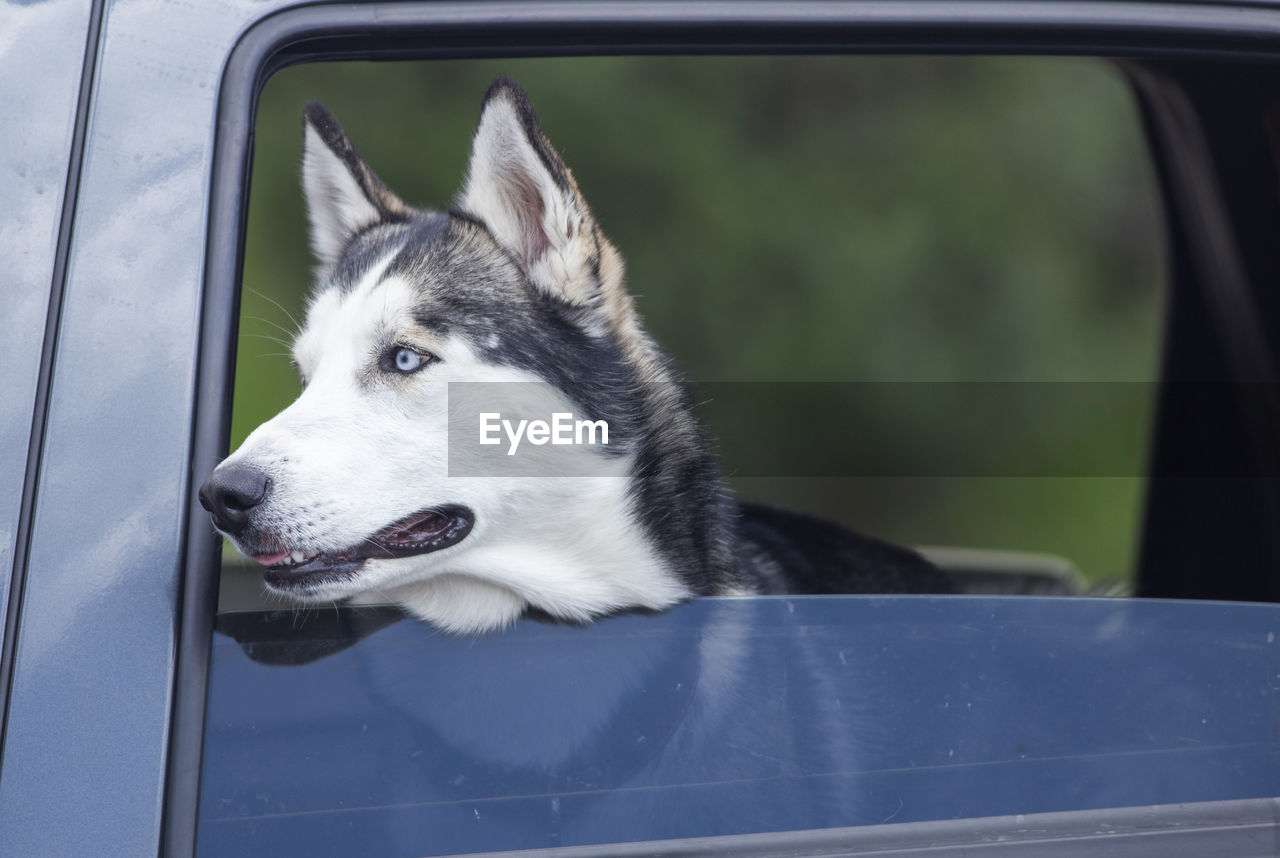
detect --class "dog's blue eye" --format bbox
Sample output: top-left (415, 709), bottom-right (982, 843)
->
top-left (388, 346), bottom-right (432, 374)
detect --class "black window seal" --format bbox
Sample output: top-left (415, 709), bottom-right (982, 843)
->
top-left (168, 2), bottom-right (1280, 856)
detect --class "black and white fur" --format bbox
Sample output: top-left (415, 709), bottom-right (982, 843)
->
top-left (200, 78), bottom-right (947, 634)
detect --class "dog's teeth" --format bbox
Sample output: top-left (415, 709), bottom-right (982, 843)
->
top-left (290, 550), bottom-right (307, 564)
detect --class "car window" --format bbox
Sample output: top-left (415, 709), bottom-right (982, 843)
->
top-left (197, 54), bottom-right (1190, 856)
top-left (221, 55), bottom-right (1163, 612)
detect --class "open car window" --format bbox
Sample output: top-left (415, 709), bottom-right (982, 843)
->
top-left (187, 51), bottom-right (1252, 857)
top-left (220, 55), bottom-right (1164, 615)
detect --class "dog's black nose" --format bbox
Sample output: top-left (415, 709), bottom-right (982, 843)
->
top-left (199, 465), bottom-right (270, 535)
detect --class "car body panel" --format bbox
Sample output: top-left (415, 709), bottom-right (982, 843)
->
top-left (0, 1), bottom-right (303, 853)
top-left (0, 0), bottom-right (95, 647)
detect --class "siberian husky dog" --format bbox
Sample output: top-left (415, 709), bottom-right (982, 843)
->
top-left (200, 78), bottom-right (947, 634)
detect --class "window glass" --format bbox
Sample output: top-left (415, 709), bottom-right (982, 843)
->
top-left (200, 597), bottom-right (1280, 855)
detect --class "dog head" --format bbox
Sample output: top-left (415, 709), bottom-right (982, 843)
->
top-left (200, 79), bottom-right (691, 633)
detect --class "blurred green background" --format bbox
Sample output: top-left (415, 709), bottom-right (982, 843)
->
top-left (232, 56), bottom-right (1163, 584)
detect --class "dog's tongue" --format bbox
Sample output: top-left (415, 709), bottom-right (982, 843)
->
top-left (253, 550), bottom-right (291, 567)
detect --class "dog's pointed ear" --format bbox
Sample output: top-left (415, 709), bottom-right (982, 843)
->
top-left (301, 102), bottom-right (411, 267)
top-left (459, 79), bottom-right (598, 305)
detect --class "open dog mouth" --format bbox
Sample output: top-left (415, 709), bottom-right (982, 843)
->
top-left (252, 505), bottom-right (474, 589)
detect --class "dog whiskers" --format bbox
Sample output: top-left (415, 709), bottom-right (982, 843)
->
top-left (243, 313), bottom-right (297, 343)
top-left (241, 331), bottom-right (293, 349)
top-left (358, 535), bottom-right (397, 558)
top-left (245, 286), bottom-right (303, 335)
